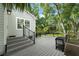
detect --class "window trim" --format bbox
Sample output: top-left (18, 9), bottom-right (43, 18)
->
top-left (16, 17), bottom-right (30, 30)
top-left (25, 20), bottom-right (30, 29)
top-left (16, 17), bottom-right (25, 30)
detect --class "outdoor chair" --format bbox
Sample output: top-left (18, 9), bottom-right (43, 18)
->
top-left (55, 37), bottom-right (65, 52)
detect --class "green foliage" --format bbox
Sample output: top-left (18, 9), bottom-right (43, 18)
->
top-left (2, 3), bottom-right (31, 11)
top-left (37, 3), bottom-right (79, 43)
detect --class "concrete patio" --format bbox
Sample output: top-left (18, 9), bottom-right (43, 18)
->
top-left (6, 36), bottom-right (65, 56)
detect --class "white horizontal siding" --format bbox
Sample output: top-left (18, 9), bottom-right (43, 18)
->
top-left (11, 10), bottom-right (36, 37)
top-left (0, 4), bottom-right (5, 55)
top-left (0, 24), bottom-right (4, 32)
top-left (0, 4), bottom-right (4, 45)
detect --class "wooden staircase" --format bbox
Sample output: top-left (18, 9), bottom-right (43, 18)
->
top-left (5, 37), bottom-right (34, 55)
top-left (5, 25), bottom-right (35, 55)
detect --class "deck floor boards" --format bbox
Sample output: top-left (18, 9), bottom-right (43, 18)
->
top-left (6, 36), bottom-right (65, 56)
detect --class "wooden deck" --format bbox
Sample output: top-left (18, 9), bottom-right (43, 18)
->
top-left (6, 36), bottom-right (65, 56)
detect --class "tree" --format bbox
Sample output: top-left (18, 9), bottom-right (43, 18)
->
top-left (3, 3), bottom-right (31, 11)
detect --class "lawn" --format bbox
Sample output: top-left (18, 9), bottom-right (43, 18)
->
top-left (47, 33), bottom-right (64, 37)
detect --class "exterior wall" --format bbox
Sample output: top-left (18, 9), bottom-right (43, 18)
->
top-left (0, 4), bottom-right (5, 55)
top-left (7, 10), bottom-right (36, 37)
top-left (0, 4), bottom-right (36, 55)
top-left (7, 12), bottom-right (16, 36)
top-left (30, 18), bottom-right (36, 32)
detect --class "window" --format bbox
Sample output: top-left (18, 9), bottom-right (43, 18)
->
top-left (16, 18), bottom-right (30, 29)
top-left (25, 20), bottom-right (30, 28)
top-left (17, 18), bottom-right (24, 29)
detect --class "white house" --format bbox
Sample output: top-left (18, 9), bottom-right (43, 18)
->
top-left (0, 4), bottom-right (36, 55)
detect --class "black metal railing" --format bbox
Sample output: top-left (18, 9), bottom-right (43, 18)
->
top-left (23, 25), bottom-right (35, 44)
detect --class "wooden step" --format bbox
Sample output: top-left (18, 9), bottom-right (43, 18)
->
top-left (6, 40), bottom-right (34, 55)
top-left (7, 38), bottom-right (28, 45)
top-left (7, 39), bottom-right (32, 49)
top-left (7, 37), bottom-right (24, 42)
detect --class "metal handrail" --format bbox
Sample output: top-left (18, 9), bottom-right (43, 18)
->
top-left (23, 25), bottom-right (35, 44)
top-left (25, 26), bottom-right (35, 33)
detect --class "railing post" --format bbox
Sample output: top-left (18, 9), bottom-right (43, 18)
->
top-left (28, 30), bottom-right (30, 37)
top-left (23, 25), bottom-right (25, 37)
top-left (4, 44), bottom-right (7, 55)
top-left (33, 32), bottom-right (35, 44)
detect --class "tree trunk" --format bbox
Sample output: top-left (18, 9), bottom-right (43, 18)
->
top-left (54, 4), bottom-right (66, 37)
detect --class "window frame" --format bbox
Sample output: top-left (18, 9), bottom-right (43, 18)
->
top-left (16, 17), bottom-right (30, 30)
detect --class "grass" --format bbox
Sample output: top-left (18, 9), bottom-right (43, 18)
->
top-left (47, 33), bottom-right (64, 37)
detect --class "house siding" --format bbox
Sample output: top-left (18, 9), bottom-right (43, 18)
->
top-left (0, 4), bottom-right (36, 55)
top-left (0, 4), bottom-right (5, 55)
top-left (7, 12), bottom-right (16, 36)
top-left (7, 10), bottom-right (36, 37)
top-left (4, 10), bottom-right (36, 37)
